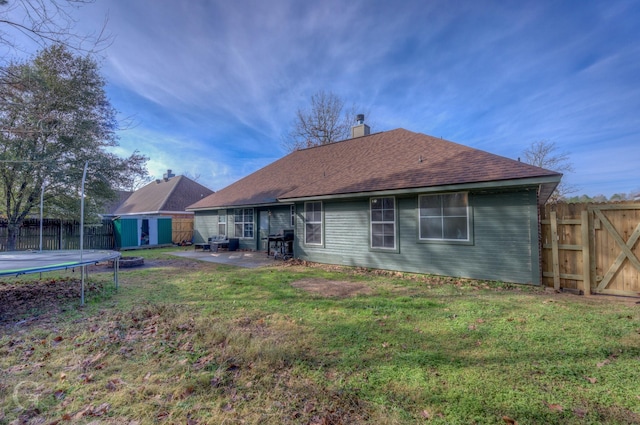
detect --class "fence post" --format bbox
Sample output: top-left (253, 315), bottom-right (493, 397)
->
top-left (550, 211), bottom-right (560, 291)
top-left (581, 210), bottom-right (591, 296)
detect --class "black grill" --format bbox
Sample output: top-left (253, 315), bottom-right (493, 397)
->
top-left (267, 229), bottom-right (294, 259)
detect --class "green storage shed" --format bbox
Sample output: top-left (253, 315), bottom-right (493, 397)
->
top-left (113, 216), bottom-right (172, 250)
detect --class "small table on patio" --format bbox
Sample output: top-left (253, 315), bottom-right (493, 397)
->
top-left (194, 242), bottom-right (211, 251)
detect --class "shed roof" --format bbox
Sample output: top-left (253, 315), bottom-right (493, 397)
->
top-left (188, 128), bottom-right (561, 209)
top-left (114, 175), bottom-right (214, 215)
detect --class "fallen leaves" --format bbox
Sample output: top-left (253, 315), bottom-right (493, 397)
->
top-left (573, 407), bottom-right (588, 418)
top-left (60, 402), bottom-right (111, 422)
top-left (81, 351), bottom-right (106, 370)
top-left (597, 352), bottom-right (619, 368)
top-left (546, 402), bottom-right (564, 412)
top-left (0, 278), bottom-right (103, 325)
top-left (105, 378), bottom-right (124, 391)
top-left (192, 353), bottom-right (215, 370)
top-left (468, 318), bottom-right (485, 331)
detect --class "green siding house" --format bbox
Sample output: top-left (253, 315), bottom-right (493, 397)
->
top-left (187, 126), bottom-right (561, 284)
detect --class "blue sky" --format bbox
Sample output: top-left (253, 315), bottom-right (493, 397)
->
top-left (7, 0), bottom-right (640, 197)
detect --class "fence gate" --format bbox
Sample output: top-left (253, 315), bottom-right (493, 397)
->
top-left (541, 202), bottom-right (640, 297)
top-left (590, 204), bottom-right (640, 296)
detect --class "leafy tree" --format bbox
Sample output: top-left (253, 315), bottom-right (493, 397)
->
top-left (522, 140), bottom-right (577, 203)
top-left (282, 90), bottom-right (369, 152)
top-left (610, 193), bottom-right (628, 202)
top-left (0, 44), bottom-right (148, 250)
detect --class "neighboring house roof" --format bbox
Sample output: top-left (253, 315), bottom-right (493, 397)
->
top-left (188, 128), bottom-right (561, 210)
top-left (114, 175), bottom-right (214, 215)
top-left (102, 190), bottom-right (134, 215)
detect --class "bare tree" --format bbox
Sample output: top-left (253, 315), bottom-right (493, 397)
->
top-left (282, 90), bottom-right (368, 152)
top-left (179, 171), bottom-right (201, 182)
top-left (0, 0), bottom-right (110, 55)
top-left (522, 140), bottom-right (577, 202)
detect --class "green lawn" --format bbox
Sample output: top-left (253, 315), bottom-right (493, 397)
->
top-left (1, 248), bottom-right (639, 424)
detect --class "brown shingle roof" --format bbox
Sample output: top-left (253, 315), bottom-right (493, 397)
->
top-left (114, 175), bottom-right (214, 215)
top-left (188, 128), bottom-right (561, 209)
top-left (102, 190), bottom-right (134, 215)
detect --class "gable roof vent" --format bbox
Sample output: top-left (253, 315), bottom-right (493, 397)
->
top-left (351, 114), bottom-right (370, 139)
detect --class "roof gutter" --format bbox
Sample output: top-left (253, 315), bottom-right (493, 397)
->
top-left (114, 210), bottom-right (195, 216)
top-left (278, 175), bottom-right (562, 204)
top-left (187, 176), bottom-right (561, 211)
top-left (187, 201), bottom-right (294, 212)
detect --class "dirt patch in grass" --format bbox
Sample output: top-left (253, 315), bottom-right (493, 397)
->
top-left (291, 277), bottom-right (373, 298)
top-left (0, 277), bottom-right (103, 326)
top-left (0, 259), bottom-right (201, 329)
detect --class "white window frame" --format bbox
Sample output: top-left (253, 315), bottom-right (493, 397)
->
top-left (370, 196), bottom-right (396, 250)
top-left (304, 201), bottom-right (323, 245)
top-left (218, 214), bottom-right (226, 236)
top-left (290, 205), bottom-right (296, 227)
top-left (419, 192), bottom-right (470, 242)
top-left (234, 208), bottom-right (254, 239)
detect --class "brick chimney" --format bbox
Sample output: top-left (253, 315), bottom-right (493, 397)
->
top-left (163, 169), bottom-right (175, 181)
top-left (351, 114), bottom-right (370, 138)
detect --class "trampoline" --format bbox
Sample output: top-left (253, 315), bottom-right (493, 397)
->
top-left (0, 250), bottom-right (121, 276)
top-left (0, 250), bottom-right (121, 305)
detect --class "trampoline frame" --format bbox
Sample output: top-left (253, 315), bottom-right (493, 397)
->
top-left (0, 250), bottom-right (121, 304)
top-left (0, 161), bottom-right (120, 305)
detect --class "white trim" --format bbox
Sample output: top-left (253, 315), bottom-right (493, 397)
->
top-left (188, 202), bottom-right (295, 212)
top-left (418, 192), bottom-right (470, 242)
top-left (115, 210), bottom-right (194, 216)
top-left (290, 205), bottom-right (296, 227)
top-left (278, 176), bottom-right (561, 203)
top-left (233, 208), bottom-right (254, 239)
top-left (218, 214), bottom-right (227, 236)
top-left (370, 196), bottom-right (397, 250)
top-left (304, 201), bottom-right (323, 245)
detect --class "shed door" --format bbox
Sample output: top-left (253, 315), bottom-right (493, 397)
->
top-left (139, 219), bottom-right (149, 246)
top-left (149, 218), bottom-right (158, 245)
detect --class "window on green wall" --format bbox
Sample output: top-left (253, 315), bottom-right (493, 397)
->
top-left (234, 208), bottom-right (254, 238)
top-left (218, 214), bottom-right (226, 236)
top-left (370, 197), bottom-right (396, 249)
top-left (419, 192), bottom-right (469, 241)
top-left (304, 201), bottom-right (322, 245)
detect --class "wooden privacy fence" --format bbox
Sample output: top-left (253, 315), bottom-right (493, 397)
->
top-left (172, 217), bottom-right (194, 244)
top-left (0, 218), bottom-right (115, 252)
top-left (540, 202), bottom-right (640, 297)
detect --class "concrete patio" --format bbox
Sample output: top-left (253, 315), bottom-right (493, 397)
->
top-left (169, 249), bottom-right (277, 268)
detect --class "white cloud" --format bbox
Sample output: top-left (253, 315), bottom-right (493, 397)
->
top-left (66, 0), bottom-right (640, 197)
